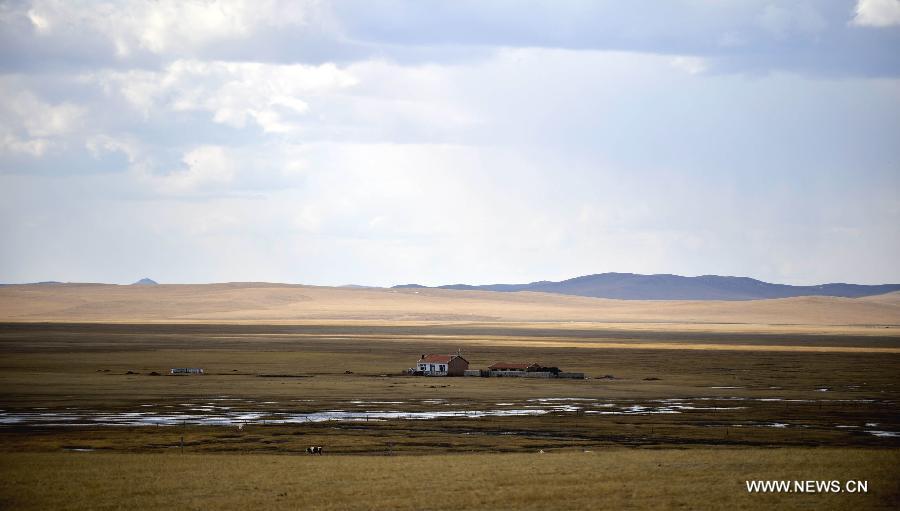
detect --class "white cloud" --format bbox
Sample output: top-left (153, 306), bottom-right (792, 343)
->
top-left (118, 141), bottom-right (314, 197)
top-left (0, 0), bottom-right (895, 79)
top-left (852, 0), bottom-right (900, 27)
top-left (1, 135), bottom-right (49, 157)
top-left (669, 56), bottom-right (708, 75)
top-left (0, 85), bottom-right (86, 157)
top-left (151, 145), bottom-right (236, 193)
top-left (90, 60), bottom-right (357, 133)
top-left (85, 135), bottom-right (142, 163)
top-left (26, 8), bottom-right (50, 33)
top-left (24, 0), bottom-right (316, 56)
top-left (2, 19), bottom-right (899, 286)
top-left (15, 94), bottom-right (84, 138)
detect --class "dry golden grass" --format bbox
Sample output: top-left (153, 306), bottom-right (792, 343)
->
top-left (1, 284), bottom-right (898, 334)
top-left (2, 323), bottom-right (898, 407)
top-left (0, 315), bottom-right (897, 509)
top-left (1, 323), bottom-right (897, 455)
top-left (1, 288), bottom-right (897, 510)
top-left (1, 449), bottom-right (897, 510)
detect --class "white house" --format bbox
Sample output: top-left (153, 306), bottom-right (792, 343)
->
top-left (415, 353), bottom-right (468, 376)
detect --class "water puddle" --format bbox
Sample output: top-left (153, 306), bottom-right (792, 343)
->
top-left (866, 430), bottom-right (898, 438)
top-left (1, 397), bottom-right (895, 438)
top-left (0, 396), bottom-right (757, 427)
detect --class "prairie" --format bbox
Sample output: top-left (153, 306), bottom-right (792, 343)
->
top-left (1, 450), bottom-right (898, 510)
top-left (0, 285), bottom-right (898, 509)
top-left (0, 322), bottom-right (897, 450)
top-left (1, 283), bottom-right (899, 331)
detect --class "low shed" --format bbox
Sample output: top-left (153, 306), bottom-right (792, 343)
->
top-left (170, 368), bottom-right (204, 375)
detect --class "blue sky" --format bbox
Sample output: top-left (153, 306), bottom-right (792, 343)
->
top-left (1, 0), bottom-right (898, 286)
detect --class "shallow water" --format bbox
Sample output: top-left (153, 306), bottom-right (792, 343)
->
top-left (0, 397), bottom-right (683, 426)
top-left (0, 406), bottom-right (563, 426)
top-left (0, 396), bottom-right (895, 437)
top-left (866, 430), bottom-right (898, 438)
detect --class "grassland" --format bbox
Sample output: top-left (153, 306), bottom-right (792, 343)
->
top-left (0, 284), bottom-right (898, 508)
top-left (1, 322), bottom-right (897, 452)
top-left (1, 283), bottom-right (899, 329)
top-left (2, 450), bottom-right (898, 510)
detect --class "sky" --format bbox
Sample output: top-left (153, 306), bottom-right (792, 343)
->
top-left (0, 0), bottom-right (899, 287)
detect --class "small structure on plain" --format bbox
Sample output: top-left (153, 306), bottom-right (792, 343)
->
top-left (170, 368), bottom-right (204, 375)
top-left (412, 353), bottom-right (469, 376)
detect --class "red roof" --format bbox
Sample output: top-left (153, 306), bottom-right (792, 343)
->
top-left (489, 362), bottom-right (537, 370)
top-left (419, 354), bottom-right (453, 364)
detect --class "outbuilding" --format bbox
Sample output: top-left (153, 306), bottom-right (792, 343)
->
top-left (170, 368), bottom-right (204, 375)
top-left (488, 362), bottom-right (540, 373)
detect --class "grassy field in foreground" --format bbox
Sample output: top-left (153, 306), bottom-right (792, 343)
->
top-left (1, 449), bottom-right (898, 510)
top-left (0, 318), bottom-right (898, 509)
top-left (1, 322), bottom-right (898, 453)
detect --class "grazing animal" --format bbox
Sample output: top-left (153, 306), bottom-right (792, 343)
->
top-left (307, 446), bottom-right (324, 455)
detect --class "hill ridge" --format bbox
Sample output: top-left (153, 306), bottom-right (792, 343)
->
top-left (394, 272), bottom-right (900, 301)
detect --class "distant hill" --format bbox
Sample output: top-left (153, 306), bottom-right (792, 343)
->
top-left (2, 282), bottom-right (899, 327)
top-left (394, 273), bottom-right (900, 301)
top-left (0, 281), bottom-right (64, 287)
top-left (131, 278), bottom-right (158, 285)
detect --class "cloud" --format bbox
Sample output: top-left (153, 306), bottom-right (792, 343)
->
top-left (0, 83), bottom-right (86, 158)
top-left (13, 93), bottom-right (84, 138)
top-left (140, 142), bottom-right (314, 197)
top-left (669, 56), bottom-right (708, 75)
top-left (1, 4), bottom-right (899, 286)
top-left (89, 60), bottom-right (357, 133)
top-left (1, 135), bottom-right (49, 157)
top-left (22, 0), bottom-right (314, 55)
top-left (2, 1), bottom-right (899, 77)
top-left (852, 0), bottom-right (900, 27)
top-left (152, 145), bottom-right (235, 193)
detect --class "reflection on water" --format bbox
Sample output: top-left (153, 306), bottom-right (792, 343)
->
top-left (0, 396), bottom-right (895, 440)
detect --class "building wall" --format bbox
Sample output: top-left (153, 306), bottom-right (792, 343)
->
top-left (417, 362), bottom-right (448, 375)
top-left (447, 357), bottom-right (469, 376)
top-left (489, 370), bottom-right (527, 377)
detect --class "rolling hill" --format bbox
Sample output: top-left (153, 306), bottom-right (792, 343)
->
top-left (0, 283), bottom-right (898, 330)
top-left (395, 273), bottom-right (900, 301)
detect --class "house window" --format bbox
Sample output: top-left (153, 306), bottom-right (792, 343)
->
top-left (419, 364), bottom-right (426, 370)
top-left (430, 364), bottom-right (435, 372)
top-left (439, 365), bottom-right (446, 372)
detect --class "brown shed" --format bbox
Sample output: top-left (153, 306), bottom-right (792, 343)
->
top-left (488, 362), bottom-right (540, 372)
